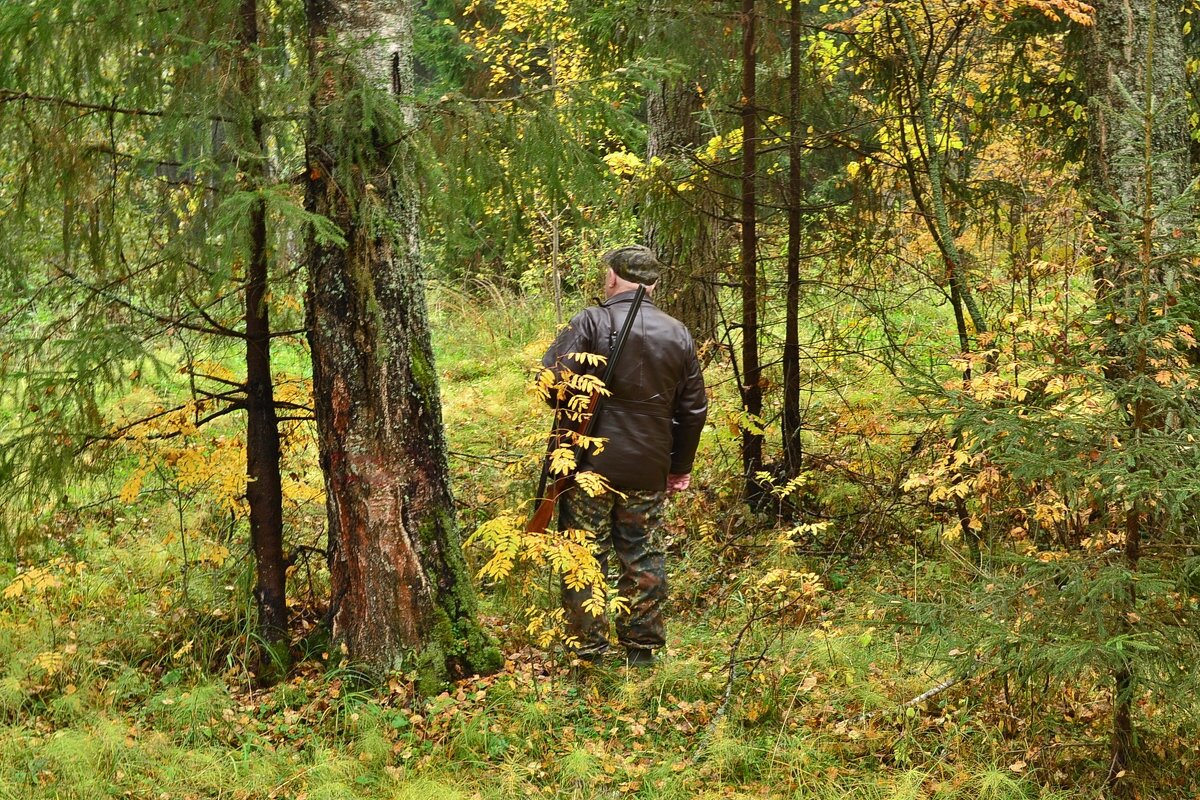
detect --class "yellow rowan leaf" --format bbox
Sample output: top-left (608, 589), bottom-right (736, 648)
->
top-left (550, 446), bottom-right (576, 476)
top-left (565, 373), bottom-right (610, 396)
top-left (581, 595), bottom-right (607, 617)
top-left (565, 351), bottom-right (607, 367)
top-left (575, 470), bottom-right (610, 497)
top-left (3, 568), bottom-right (61, 599)
top-left (31, 651), bottom-right (64, 675)
top-left (566, 392), bottom-right (593, 414)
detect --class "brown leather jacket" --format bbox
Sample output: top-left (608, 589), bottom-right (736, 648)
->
top-left (542, 290), bottom-right (708, 491)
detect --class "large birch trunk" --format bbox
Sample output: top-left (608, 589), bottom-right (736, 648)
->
top-left (304, 0), bottom-right (500, 684)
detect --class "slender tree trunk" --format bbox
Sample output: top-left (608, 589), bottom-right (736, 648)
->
top-left (304, 0), bottom-right (500, 685)
top-left (644, 80), bottom-right (722, 350)
top-left (234, 0), bottom-right (289, 666)
top-left (889, 8), bottom-right (984, 559)
top-left (739, 0), bottom-right (764, 503)
top-left (891, 9), bottom-right (987, 344)
top-left (781, 0), bottom-right (803, 476)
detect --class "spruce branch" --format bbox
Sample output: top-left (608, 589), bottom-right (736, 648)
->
top-left (55, 265), bottom-right (246, 341)
top-left (0, 89), bottom-right (221, 121)
top-left (0, 89), bottom-right (304, 124)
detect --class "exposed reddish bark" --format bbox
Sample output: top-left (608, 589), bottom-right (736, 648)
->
top-left (305, 0), bottom-right (500, 684)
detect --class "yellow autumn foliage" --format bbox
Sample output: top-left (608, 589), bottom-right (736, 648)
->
top-left (3, 566), bottom-right (62, 599)
top-left (106, 368), bottom-right (320, 525)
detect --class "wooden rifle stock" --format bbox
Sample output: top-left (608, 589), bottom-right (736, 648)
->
top-left (527, 287), bottom-right (646, 533)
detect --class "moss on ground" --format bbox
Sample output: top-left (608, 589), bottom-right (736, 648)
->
top-left (0, 285), bottom-right (1195, 799)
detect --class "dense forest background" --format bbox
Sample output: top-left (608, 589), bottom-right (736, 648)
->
top-left (3, 0), bottom-right (1200, 797)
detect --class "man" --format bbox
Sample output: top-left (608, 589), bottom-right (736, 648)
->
top-left (541, 245), bottom-right (707, 667)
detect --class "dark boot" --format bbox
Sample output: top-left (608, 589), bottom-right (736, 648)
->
top-left (625, 648), bottom-right (656, 669)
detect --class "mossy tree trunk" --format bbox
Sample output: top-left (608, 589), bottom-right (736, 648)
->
top-left (1084, 0), bottom-right (1192, 785)
top-left (304, 0), bottom-right (501, 685)
top-left (644, 79), bottom-right (723, 351)
top-left (1086, 0), bottom-right (1191, 287)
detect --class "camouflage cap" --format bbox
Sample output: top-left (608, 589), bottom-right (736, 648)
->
top-left (601, 245), bottom-right (661, 286)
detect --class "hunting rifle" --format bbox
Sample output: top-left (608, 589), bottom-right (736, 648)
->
top-left (526, 285), bottom-right (647, 533)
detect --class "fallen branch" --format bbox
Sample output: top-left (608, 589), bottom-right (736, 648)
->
top-left (693, 618), bottom-right (753, 759)
top-left (694, 591), bottom-right (815, 758)
top-left (852, 670), bottom-right (976, 724)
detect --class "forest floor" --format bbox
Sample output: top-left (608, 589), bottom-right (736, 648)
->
top-left (0, 286), bottom-right (1196, 800)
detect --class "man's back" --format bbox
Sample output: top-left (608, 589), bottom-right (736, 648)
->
top-left (543, 290), bottom-right (707, 491)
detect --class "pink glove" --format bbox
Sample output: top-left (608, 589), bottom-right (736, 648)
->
top-left (666, 473), bottom-right (691, 495)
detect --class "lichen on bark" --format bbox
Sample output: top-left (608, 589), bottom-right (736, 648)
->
top-left (305, 0), bottom-right (500, 687)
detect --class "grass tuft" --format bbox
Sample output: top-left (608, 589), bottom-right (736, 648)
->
top-left (392, 776), bottom-right (472, 800)
top-left (976, 767), bottom-right (1030, 800)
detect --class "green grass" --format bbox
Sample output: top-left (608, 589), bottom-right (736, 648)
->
top-left (0, 527), bottom-right (1188, 799)
top-left (0, 282), bottom-right (1196, 799)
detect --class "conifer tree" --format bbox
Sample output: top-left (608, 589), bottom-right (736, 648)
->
top-left (644, 75), bottom-right (723, 349)
top-left (230, 0), bottom-right (289, 666)
top-left (878, 3), bottom-right (1200, 788)
top-left (1084, 0), bottom-right (1193, 781)
top-left (0, 0), bottom-right (308, 666)
top-left (739, 0), bottom-right (765, 504)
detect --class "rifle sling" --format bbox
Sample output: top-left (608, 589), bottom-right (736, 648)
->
top-left (577, 285), bottom-right (646, 453)
top-left (532, 286), bottom-right (647, 524)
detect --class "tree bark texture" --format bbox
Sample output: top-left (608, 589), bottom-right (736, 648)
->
top-left (305, 0), bottom-right (501, 684)
top-left (234, 0), bottom-right (289, 659)
top-left (644, 80), bottom-right (723, 350)
top-left (1086, 0), bottom-right (1191, 294)
top-left (1083, 0), bottom-right (1191, 784)
top-left (739, 0), bottom-right (764, 502)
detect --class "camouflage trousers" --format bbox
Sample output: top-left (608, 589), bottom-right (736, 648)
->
top-left (558, 485), bottom-right (667, 656)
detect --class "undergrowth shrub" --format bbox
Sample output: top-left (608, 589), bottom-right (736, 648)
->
top-left (3, 271), bottom-right (1194, 800)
